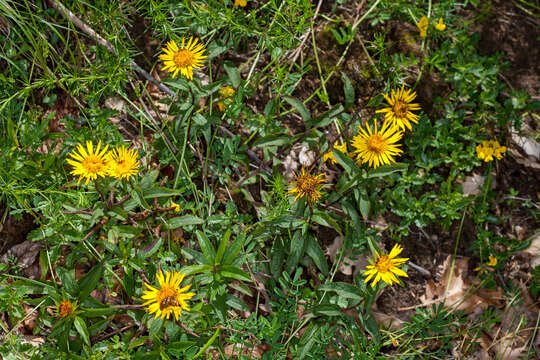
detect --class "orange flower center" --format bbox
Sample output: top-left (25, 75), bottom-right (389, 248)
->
top-left (82, 156), bottom-right (104, 174)
top-left (366, 135), bottom-right (387, 154)
top-left (374, 255), bottom-right (392, 273)
top-left (392, 100), bottom-right (409, 118)
top-left (174, 49), bottom-right (195, 68)
top-left (58, 301), bottom-right (73, 317)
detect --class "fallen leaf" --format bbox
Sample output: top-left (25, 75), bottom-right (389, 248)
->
top-left (420, 255), bottom-right (504, 313)
top-left (458, 173), bottom-right (485, 196)
top-left (326, 236), bottom-right (369, 276)
top-left (523, 233), bottom-right (540, 268)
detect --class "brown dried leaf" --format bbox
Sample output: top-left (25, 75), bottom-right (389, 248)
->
top-left (420, 255), bottom-right (503, 313)
top-left (523, 233), bottom-right (540, 268)
top-left (224, 343), bottom-right (265, 358)
top-left (325, 236), bottom-right (369, 276)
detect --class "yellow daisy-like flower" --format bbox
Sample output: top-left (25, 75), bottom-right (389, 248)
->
top-left (67, 141), bottom-right (110, 185)
top-left (476, 140), bottom-right (506, 162)
top-left (351, 121), bottom-right (403, 168)
top-left (57, 300), bottom-right (74, 317)
top-left (288, 168), bottom-right (326, 205)
top-left (417, 16), bottom-right (428, 37)
top-left (376, 85), bottom-right (422, 131)
top-left (107, 145), bottom-right (140, 180)
top-left (435, 18), bottom-right (446, 31)
top-left (159, 37), bottom-right (207, 80)
top-left (364, 244), bottom-right (409, 287)
top-left (323, 141), bottom-right (348, 165)
top-left (235, 0), bottom-right (247, 7)
top-left (142, 270), bottom-right (195, 321)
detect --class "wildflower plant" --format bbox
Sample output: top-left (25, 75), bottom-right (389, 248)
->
top-left (1, 0), bottom-right (537, 358)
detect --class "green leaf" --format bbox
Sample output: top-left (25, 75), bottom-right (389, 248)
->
top-left (222, 234), bottom-right (244, 265)
top-left (142, 187), bottom-right (184, 199)
top-left (223, 61), bottom-right (241, 88)
top-left (219, 265), bottom-right (252, 282)
top-left (298, 323), bottom-right (319, 360)
top-left (78, 263), bottom-right (104, 302)
top-left (334, 148), bottom-right (359, 174)
top-left (196, 231), bottom-right (216, 264)
top-left (215, 230), bottom-right (231, 265)
top-left (342, 72), bottom-right (355, 108)
top-left (56, 267), bottom-right (79, 296)
top-left (305, 236), bottom-right (328, 276)
top-left (165, 215), bottom-right (204, 229)
top-left (139, 170), bottom-right (159, 190)
top-left (141, 238), bottom-right (163, 259)
top-left (284, 96), bottom-right (311, 121)
top-left (82, 307), bottom-right (118, 317)
top-left (181, 264), bottom-right (213, 277)
top-left (359, 312), bottom-right (380, 344)
top-left (311, 210), bottom-right (342, 234)
top-left (311, 304), bottom-right (343, 317)
top-left (226, 295), bottom-right (249, 312)
top-left (167, 341), bottom-right (197, 356)
top-left (253, 134), bottom-right (292, 147)
top-left (318, 282), bottom-right (364, 301)
top-left (286, 231), bottom-right (306, 274)
top-left (340, 199), bottom-right (361, 233)
top-left (366, 163), bottom-right (408, 178)
top-left (73, 316), bottom-right (90, 346)
top-left (358, 190), bottom-right (370, 221)
top-left (131, 187), bottom-right (151, 210)
top-left (270, 239), bottom-right (284, 279)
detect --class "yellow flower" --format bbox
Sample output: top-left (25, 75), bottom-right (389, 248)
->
top-left (476, 140), bottom-right (506, 162)
top-left (235, 0), bottom-right (247, 7)
top-left (288, 168), bottom-right (326, 205)
top-left (219, 86), bottom-right (235, 98)
top-left (376, 85), bottom-right (421, 131)
top-left (57, 300), bottom-right (74, 317)
top-left (142, 270), bottom-right (195, 321)
top-left (474, 255), bottom-right (498, 273)
top-left (67, 141), bottom-right (110, 185)
top-left (351, 121), bottom-right (403, 168)
top-left (364, 244), bottom-right (409, 287)
top-left (159, 37), bottom-right (207, 80)
top-left (435, 18), bottom-right (446, 31)
top-left (323, 141), bottom-right (348, 165)
top-left (107, 145), bottom-right (140, 180)
top-left (171, 202), bottom-right (181, 212)
top-left (417, 16), bottom-right (428, 37)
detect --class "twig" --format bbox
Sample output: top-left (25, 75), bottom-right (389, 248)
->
top-left (177, 320), bottom-right (200, 338)
top-left (288, 0), bottom-right (324, 66)
top-left (408, 261), bottom-right (431, 277)
top-left (81, 217), bottom-right (107, 242)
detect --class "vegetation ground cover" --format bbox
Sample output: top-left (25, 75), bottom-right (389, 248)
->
top-left (0, 0), bottom-right (539, 358)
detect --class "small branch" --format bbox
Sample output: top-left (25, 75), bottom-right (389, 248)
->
top-left (177, 320), bottom-right (200, 338)
top-left (81, 217), bottom-right (107, 242)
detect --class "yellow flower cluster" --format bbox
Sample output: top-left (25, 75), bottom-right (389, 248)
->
top-left (476, 140), bottom-right (506, 162)
top-left (417, 16), bottom-right (446, 37)
top-left (322, 85), bottom-right (421, 169)
top-left (217, 86), bottom-right (235, 111)
top-left (67, 141), bottom-right (140, 185)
